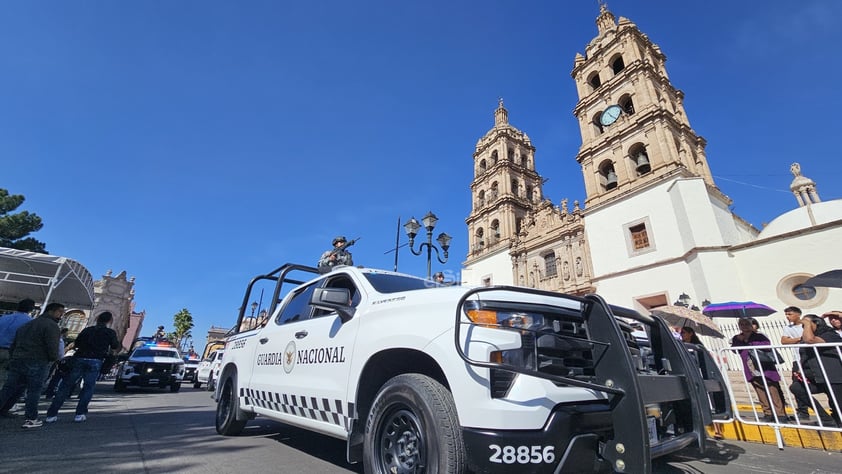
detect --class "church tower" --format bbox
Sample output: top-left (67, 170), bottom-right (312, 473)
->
top-left (463, 99), bottom-right (545, 284)
top-left (570, 4), bottom-right (757, 310)
top-left (572, 4), bottom-right (722, 209)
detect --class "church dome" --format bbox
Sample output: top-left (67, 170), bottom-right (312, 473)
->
top-left (758, 200), bottom-right (842, 239)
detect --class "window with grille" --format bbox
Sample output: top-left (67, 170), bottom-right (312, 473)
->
top-left (544, 253), bottom-right (558, 277)
top-left (629, 224), bottom-right (650, 250)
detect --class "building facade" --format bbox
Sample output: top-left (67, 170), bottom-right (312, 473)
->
top-left (461, 5), bottom-right (842, 319)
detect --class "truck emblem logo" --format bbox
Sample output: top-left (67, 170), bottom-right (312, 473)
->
top-left (283, 341), bottom-right (296, 374)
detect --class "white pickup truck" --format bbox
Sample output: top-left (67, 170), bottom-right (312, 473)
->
top-left (214, 264), bottom-right (730, 473)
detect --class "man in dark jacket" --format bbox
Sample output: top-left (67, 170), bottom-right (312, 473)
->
top-left (0, 302), bottom-right (65, 428)
top-left (46, 311), bottom-right (121, 423)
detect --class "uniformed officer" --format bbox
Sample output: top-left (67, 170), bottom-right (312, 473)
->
top-left (318, 236), bottom-right (354, 270)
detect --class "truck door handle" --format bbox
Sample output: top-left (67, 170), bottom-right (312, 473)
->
top-left (259, 338), bottom-right (269, 344)
top-left (295, 331), bottom-right (308, 339)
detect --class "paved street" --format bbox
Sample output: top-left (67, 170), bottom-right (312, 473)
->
top-left (2, 381), bottom-right (842, 473)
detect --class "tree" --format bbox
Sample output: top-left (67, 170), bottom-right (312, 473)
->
top-left (171, 308), bottom-right (195, 350)
top-left (0, 188), bottom-right (47, 253)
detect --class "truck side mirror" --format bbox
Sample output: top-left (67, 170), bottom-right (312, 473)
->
top-left (310, 287), bottom-right (356, 323)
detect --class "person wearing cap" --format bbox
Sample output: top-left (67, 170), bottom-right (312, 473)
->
top-left (433, 272), bottom-right (445, 284)
top-left (318, 236), bottom-right (354, 270)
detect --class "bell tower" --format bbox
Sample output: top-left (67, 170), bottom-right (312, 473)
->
top-left (464, 99), bottom-right (545, 267)
top-left (571, 4), bottom-right (720, 209)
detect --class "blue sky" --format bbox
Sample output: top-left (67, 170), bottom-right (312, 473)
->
top-left (3, 1), bottom-right (840, 346)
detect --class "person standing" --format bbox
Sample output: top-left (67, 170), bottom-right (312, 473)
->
top-left (780, 306), bottom-right (813, 420)
top-left (0, 298), bottom-right (36, 391)
top-left (800, 314), bottom-right (842, 427)
top-left (46, 311), bottom-right (121, 423)
top-left (318, 236), bottom-right (354, 271)
top-left (0, 302), bottom-right (65, 428)
top-left (731, 316), bottom-right (788, 423)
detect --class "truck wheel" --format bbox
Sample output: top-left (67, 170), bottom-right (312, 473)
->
top-left (170, 382), bottom-right (181, 393)
top-left (193, 378), bottom-right (201, 389)
top-left (215, 375), bottom-right (247, 436)
top-left (114, 379), bottom-right (127, 392)
top-left (206, 374), bottom-right (215, 392)
top-left (363, 374), bottom-right (465, 474)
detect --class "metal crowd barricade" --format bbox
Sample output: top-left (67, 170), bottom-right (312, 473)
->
top-left (714, 341), bottom-right (842, 449)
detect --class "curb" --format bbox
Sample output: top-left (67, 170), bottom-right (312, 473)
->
top-left (708, 404), bottom-right (842, 451)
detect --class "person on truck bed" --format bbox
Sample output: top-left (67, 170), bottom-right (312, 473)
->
top-left (318, 236), bottom-right (354, 270)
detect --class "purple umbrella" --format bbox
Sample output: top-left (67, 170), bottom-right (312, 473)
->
top-left (702, 301), bottom-right (777, 319)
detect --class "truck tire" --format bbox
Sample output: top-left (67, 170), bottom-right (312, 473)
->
top-left (363, 373), bottom-right (465, 474)
top-left (193, 376), bottom-right (201, 389)
top-left (206, 373), bottom-right (215, 392)
top-left (114, 379), bottom-right (127, 392)
top-left (216, 375), bottom-right (247, 436)
top-left (170, 382), bottom-right (181, 393)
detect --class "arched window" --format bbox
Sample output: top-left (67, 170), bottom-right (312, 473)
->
top-left (511, 179), bottom-right (519, 197)
top-left (490, 181), bottom-right (499, 200)
top-left (62, 310), bottom-right (88, 336)
top-left (478, 159), bottom-right (487, 175)
top-left (490, 219), bottom-right (500, 243)
top-left (599, 160), bottom-right (618, 190)
top-left (588, 71), bottom-right (601, 90)
top-left (507, 148), bottom-right (514, 162)
top-left (619, 94), bottom-right (635, 115)
top-left (515, 217), bottom-right (523, 234)
top-left (474, 228), bottom-right (485, 251)
top-left (477, 190), bottom-right (486, 209)
top-left (526, 185), bottom-right (533, 202)
top-left (491, 150), bottom-right (498, 165)
top-left (592, 113), bottom-right (604, 135)
top-left (520, 153), bottom-right (528, 168)
top-left (629, 144), bottom-right (651, 176)
top-left (611, 54), bottom-right (625, 74)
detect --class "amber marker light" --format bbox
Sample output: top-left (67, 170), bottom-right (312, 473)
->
top-left (466, 309), bottom-right (498, 327)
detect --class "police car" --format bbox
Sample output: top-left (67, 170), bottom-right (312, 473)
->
top-left (183, 355), bottom-right (200, 382)
top-left (214, 264), bottom-right (730, 474)
top-left (114, 341), bottom-right (185, 392)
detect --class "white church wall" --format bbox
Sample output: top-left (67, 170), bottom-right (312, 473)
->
top-left (586, 179), bottom-right (732, 277)
top-left (592, 260), bottom-right (693, 309)
top-left (461, 247), bottom-right (514, 286)
top-left (731, 225), bottom-right (842, 319)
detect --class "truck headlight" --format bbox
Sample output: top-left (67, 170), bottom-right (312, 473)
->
top-left (466, 309), bottom-right (544, 331)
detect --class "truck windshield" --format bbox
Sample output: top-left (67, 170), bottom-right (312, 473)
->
top-left (363, 273), bottom-right (440, 293)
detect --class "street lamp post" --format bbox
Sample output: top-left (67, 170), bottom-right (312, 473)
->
top-left (674, 292), bottom-right (708, 311)
top-left (404, 211), bottom-right (452, 279)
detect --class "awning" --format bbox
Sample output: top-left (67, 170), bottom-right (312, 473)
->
top-left (0, 246), bottom-right (95, 309)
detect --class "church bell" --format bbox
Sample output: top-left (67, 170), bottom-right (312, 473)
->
top-left (606, 169), bottom-right (618, 189)
top-left (635, 151), bottom-right (651, 174)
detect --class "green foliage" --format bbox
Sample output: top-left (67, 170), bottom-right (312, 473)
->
top-left (172, 308), bottom-right (195, 349)
top-left (0, 188), bottom-right (47, 253)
